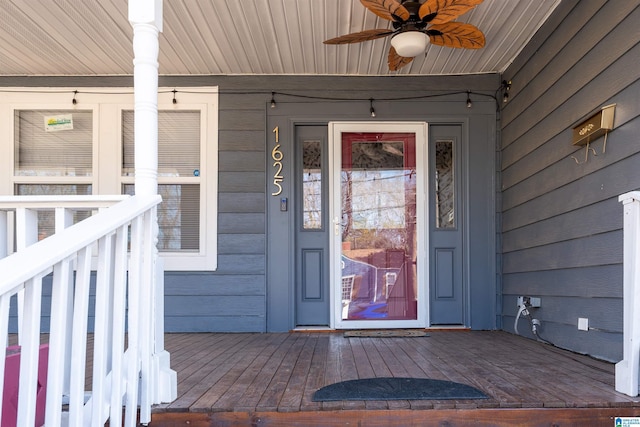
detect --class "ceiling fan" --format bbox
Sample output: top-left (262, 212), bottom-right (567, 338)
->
top-left (324, 0), bottom-right (486, 71)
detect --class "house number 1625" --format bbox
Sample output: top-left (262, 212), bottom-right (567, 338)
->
top-left (271, 126), bottom-right (284, 196)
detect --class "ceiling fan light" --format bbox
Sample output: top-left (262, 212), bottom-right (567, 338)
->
top-left (391, 31), bottom-right (429, 58)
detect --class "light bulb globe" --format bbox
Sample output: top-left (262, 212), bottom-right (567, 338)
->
top-left (391, 32), bottom-right (429, 58)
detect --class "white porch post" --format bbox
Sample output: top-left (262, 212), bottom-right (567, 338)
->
top-left (129, 0), bottom-right (160, 196)
top-left (128, 0), bottom-right (177, 410)
top-left (615, 191), bottom-right (640, 396)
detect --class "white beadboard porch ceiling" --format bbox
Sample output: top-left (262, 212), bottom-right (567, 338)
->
top-left (0, 0), bottom-right (560, 76)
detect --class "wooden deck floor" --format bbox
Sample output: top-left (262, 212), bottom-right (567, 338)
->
top-left (148, 330), bottom-right (640, 426)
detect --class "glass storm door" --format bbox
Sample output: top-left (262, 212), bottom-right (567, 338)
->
top-left (330, 123), bottom-right (427, 329)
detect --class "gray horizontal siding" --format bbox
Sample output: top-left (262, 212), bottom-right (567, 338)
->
top-left (502, 2), bottom-right (638, 156)
top-left (499, 1), bottom-right (640, 360)
top-left (218, 213), bottom-right (265, 234)
top-left (219, 109), bottom-right (264, 131)
top-left (502, 79), bottom-right (640, 192)
top-left (219, 130), bottom-right (265, 151)
top-left (218, 193), bottom-right (265, 213)
top-left (502, 198), bottom-right (621, 253)
top-left (218, 151), bottom-right (265, 172)
top-left (166, 296), bottom-right (265, 316)
top-left (218, 234), bottom-right (265, 254)
top-left (219, 172), bottom-right (266, 193)
top-left (505, 295), bottom-right (622, 333)
top-left (503, 231), bottom-right (622, 274)
top-left (503, 265), bottom-right (622, 299)
top-left (505, 316), bottom-right (621, 362)
top-left (164, 273), bottom-right (265, 296)
top-left (502, 153), bottom-right (640, 232)
top-left (165, 316), bottom-right (264, 333)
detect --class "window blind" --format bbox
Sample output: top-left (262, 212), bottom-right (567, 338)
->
top-left (121, 110), bottom-right (201, 177)
top-left (14, 110), bottom-right (93, 177)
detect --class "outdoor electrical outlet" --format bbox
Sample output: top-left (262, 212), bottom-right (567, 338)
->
top-left (578, 317), bottom-right (589, 331)
top-left (517, 296), bottom-right (541, 308)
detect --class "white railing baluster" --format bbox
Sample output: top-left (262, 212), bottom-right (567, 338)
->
top-left (0, 210), bottom-right (7, 259)
top-left (139, 209), bottom-right (154, 424)
top-left (91, 234), bottom-right (114, 425)
top-left (54, 207), bottom-right (75, 408)
top-left (54, 207), bottom-right (73, 233)
top-left (0, 195), bottom-right (167, 426)
top-left (16, 276), bottom-right (43, 427)
top-left (69, 246), bottom-right (93, 426)
top-left (15, 207), bottom-right (38, 250)
top-left (125, 215), bottom-right (143, 427)
top-left (44, 258), bottom-right (73, 427)
top-left (16, 207), bottom-right (38, 345)
top-left (0, 294), bottom-right (10, 423)
top-left (109, 224), bottom-right (129, 427)
top-left (153, 256), bottom-right (176, 403)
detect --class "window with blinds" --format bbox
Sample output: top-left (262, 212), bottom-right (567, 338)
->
top-left (122, 110), bottom-right (200, 177)
top-left (122, 110), bottom-right (202, 252)
top-left (2, 87), bottom-right (219, 270)
top-left (13, 109), bottom-right (94, 240)
top-left (14, 110), bottom-right (93, 177)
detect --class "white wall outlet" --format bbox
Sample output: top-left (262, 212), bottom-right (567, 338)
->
top-left (578, 317), bottom-right (589, 331)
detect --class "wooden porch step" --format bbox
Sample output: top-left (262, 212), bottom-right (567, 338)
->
top-left (148, 407), bottom-right (640, 426)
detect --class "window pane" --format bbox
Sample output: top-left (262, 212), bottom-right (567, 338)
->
top-left (15, 110), bottom-right (93, 177)
top-left (302, 139), bottom-right (322, 229)
top-left (123, 184), bottom-right (200, 252)
top-left (15, 184), bottom-right (92, 240)
top-left (122, 110), bottom-right (201, 177)
top-left (435, 139), bottom-right (455, 228)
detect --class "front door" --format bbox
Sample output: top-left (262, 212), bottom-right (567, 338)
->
top-left (330, 122), bottom-right (427, 329)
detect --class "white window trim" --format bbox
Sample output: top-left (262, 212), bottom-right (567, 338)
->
top-left (0, 87), bottom-right (219, 271)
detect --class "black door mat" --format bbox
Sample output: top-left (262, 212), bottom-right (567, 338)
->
top-left (312, 377), bottom-right (488, 401)
top-left (344, 329), bottom-right (428, 338)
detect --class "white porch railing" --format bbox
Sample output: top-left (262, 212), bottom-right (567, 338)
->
top-left (616, 191), bottom-right (640, 396)
top-left (0, 195), bottom-right (175, 426)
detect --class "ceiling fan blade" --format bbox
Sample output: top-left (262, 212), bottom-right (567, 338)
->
top-left (428, 22), bottom-right (485, 49)
top-left (419, 0), bottom-right (484, 25)
top-left (361, 0), bottom-right (410, 22)
top-left (388, 46), bottom-right (414, 71)
top-left (324, 29), bottom-right (394, 45)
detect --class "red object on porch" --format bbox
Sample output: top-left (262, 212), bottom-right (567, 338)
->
top-left (2, 344), bottom-right (49, 427)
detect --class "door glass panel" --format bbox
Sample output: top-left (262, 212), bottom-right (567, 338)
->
top-left (435, 139), bottom-right (455, 228)
top-left (302, 139), bottom-right (322, 229)
top-left (340, 132), bottom-right (417, 321)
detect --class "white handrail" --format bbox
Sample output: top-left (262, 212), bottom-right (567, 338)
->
top-left (0, 195), bottom-right (129, 209)
top-left (0, 195), bottom-right (166, 426)
top-left (0, 196), bottom-right (155, 292)
top-left (615, 191), bottom-right (640, 396)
